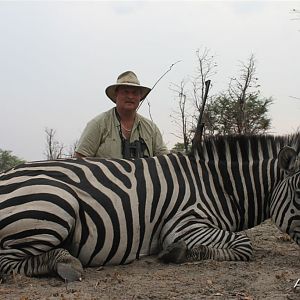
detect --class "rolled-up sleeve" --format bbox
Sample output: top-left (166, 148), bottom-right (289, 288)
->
top-left (153, 124), bottom-right (169, 156)
top-left (76, 119), bottom-right (102, 157)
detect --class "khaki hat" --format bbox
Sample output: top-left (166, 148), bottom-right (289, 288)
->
top-left (105, 71), bottom-right (151, 103)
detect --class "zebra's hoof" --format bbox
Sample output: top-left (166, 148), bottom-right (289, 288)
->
top-left (158, 240), bottom-right (187, 264)
top-left (56, 257), bottom-right (83, 282)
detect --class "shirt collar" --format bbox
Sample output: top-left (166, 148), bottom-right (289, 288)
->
top-left (113, 107), bottom-right (141, 130)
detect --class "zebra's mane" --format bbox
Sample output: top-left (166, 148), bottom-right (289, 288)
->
top-left (190, 132), bottom-right (300, 161)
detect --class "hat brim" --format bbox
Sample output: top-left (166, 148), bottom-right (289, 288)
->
top-left (105, 83), bottom-right (151, 103)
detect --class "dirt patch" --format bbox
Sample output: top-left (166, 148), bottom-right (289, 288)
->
top-left (1, 220), bottom-right (300, 300)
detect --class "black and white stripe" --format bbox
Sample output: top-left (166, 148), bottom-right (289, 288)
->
top-left (0, 133), bottom-right (299, 279)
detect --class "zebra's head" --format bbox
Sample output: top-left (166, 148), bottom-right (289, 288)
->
top-left (271, 146), bottom-right (300, 245)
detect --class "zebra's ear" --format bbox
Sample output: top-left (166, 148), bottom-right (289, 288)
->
top-left (278, 146), bottom-right (297, 174)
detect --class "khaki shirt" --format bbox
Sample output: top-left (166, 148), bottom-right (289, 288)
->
top-left (76, 108), bottom-right (169, 158)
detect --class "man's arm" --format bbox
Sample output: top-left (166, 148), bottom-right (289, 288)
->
top-left (75, 119), bottom-right (102, 158)
top-left (153, 124), bottom-right (169, 156)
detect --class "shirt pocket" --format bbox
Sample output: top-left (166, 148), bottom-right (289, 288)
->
top-left (96, 137), bottom-right (122, 159)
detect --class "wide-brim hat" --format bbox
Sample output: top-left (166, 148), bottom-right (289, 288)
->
top-left (105, 71), bottom-right (151, 103)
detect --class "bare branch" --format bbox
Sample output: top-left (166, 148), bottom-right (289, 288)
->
top-left (67, 140), bottom-right (79, 158)
top-left (44, 128), bottom-right (65, 160)
top-left (146, 99), bottom-right (153, 122)
top-left (150, 60), bottom-right (182, 92)
top-left (169, 80), bottom-right (193, 152)
top-left (289, 95), bottom-right (300, 100)
top-left (192, 47), bottom-right (217, 112)
top-left (291, 8), bottom-right (300, 31)
top-left (138, 60), bottom-right (182, 111)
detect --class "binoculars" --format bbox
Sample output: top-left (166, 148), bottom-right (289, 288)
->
top-left (122, 138), bottom-right (149, 159)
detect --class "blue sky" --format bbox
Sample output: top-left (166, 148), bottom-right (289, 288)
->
top-left (0, 1), bottom-right (299, 160)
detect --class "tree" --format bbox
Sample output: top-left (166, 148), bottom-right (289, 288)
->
top-left (171, 48), bottom-right (217, 152)
top-left (191, 48), bottom-right (217, 114)
top-left (44, 127), bottom-right (78, 160)
top-left (44, 128), bottom-right (65, 160)
top-left (171, 51), bottom-right (273, 149)
top-left (203, 55), bottom-right (273, 135)
top-left (170, 80), bottom-right (193, 153)
top-left (170, 142), bottom-right (187, 153)
top-left (0, 149), bottom-right (25, 172)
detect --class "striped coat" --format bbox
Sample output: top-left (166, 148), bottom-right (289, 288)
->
top-left (0, 133), bottom-right (299, 280)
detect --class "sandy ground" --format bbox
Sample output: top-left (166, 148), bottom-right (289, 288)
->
top-left (1, 219), bottom-right (300, 300)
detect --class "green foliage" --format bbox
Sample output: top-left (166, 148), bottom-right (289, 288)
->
top-left (0, 149), bottom-right (25, 173)
top-left (171, 142), bottom-right (187, 153)
top-left (203, 93), bottom-right (273, 135)
top-left (199, 54), bottom-right (273, 136)
top-left (172, 52), bottom-right (273, 149)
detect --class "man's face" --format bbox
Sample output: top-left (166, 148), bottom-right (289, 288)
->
top-left (115, 86), bottom-right (142, 111)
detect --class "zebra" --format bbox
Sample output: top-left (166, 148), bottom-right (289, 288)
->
top-left (0, 133), bottom-right (299, 281)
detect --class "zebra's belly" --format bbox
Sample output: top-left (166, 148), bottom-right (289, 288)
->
top-left (71, 231), bottom-right (160, 267)
top-left (77, 245), bottom-right (158, 267)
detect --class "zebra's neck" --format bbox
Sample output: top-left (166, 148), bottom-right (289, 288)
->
top-left (185, 134), bottom-right (300, 230)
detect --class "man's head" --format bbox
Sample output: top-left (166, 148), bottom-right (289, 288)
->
top-left (114, 85), bottom-right (141, 111)
top-left (105, 71), bottom-right (151, 103)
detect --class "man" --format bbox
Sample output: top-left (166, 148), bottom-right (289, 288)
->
top-left (75, 71), bottom-right (169, 159)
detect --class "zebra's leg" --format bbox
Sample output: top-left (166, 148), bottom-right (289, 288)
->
top-left (0, 184), bottom-right (83, 280)
top-left (54, 249), bottom-right (83, 282)
top-left (158, 227), bottom-right (253, 263)
top-left (0, 248), bottom-right (83, 282)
